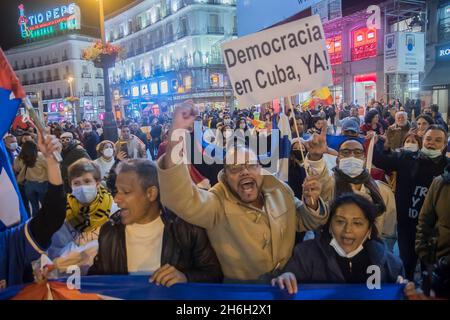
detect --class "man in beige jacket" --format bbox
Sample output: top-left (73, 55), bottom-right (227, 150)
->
top-left (156, 102), bottom-right (329, 283)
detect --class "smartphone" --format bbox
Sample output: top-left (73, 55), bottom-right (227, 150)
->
top-left (119, 142), bottom-right (129, 157)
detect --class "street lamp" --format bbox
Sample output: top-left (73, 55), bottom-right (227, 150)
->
top-left (67, 76), bottom-right (76, 123)
top-left (95, 0), bottom-right (118, 141)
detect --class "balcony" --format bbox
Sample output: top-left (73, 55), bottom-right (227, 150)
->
top-left (117, 33), bottom-right (124, 40)
top-left (44, 60), bottom-right (51, 65)
top-left (97, 91), bottom-right (104, 96)
top-left (82, 72), bottom-right (92, 78)
top-left (163, 35), bottom-right (175, 44)
top-left (232, 27), bottom-right (237, 35)
top-left (37, 78), bottom-right (44, 83)
top-left (22, 80), bottom-right (29, 85)
top-left (53, 75), bottom-right (60, 81)
top-left (37, 61), bottom-right (43, 67)
top-left (52, 58), bottom-right (59, 64)
top-left (29, 63), bottom-right (35, 68)
top-left (207, 26), bottom-right (224, 34)
top-left (45, 76), bottom-right (52, 82)
top-left (62, 55), bottom-right (68, 61)
top-left (29, 80), bottom-right (36, 85)
top-left (83, 91), bottom-right (94, 96)
top-left (20, 64), bottom-right (27, 69)
top-left (13, 65), bottom-right (19, 71)
top-left (95, 73), bottom-right (103, 79)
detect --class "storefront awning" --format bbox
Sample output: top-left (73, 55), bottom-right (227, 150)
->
top-left (421, 64), bottom-right (450, 90)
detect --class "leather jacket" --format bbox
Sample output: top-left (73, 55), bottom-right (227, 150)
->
top-left (88, 208), bottom-right (223, 283)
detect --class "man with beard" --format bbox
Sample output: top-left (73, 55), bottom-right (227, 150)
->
top-left (156, 102), bottom-right (328, 283)
top-left (385, 111), bottom-right (411, 151)
top-left (60, 132), bottom-right (90, 191)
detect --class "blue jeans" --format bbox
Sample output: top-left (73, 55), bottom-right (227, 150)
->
top-left (24, 181), bottom-right (48, 217)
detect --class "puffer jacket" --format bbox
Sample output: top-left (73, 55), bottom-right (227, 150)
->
top-left (284, 232), bottom-right (405, 283)
top-left (416, 164), bottom-right (450, 262)
top-left (88, 208), bottom-right (223, 283)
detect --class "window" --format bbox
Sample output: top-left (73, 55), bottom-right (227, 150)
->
top-left (326, 34), bottom-right (342, 65)
top-left (351, 27), bottom-right (377, 61)
top-left (84, 83), bottom-right (90, 92)
top-left (97, 83), bottom-right (104, 95)
top-left (82, 65), bottom-right (88, 74)
top-left (179, 17), bottom-right (188, 36)
top-left (128, 20), bottom-right (133, 34)
top-left (439, 4), bottom-right (450, 41)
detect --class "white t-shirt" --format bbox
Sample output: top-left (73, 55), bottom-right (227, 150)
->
top-left (125, 216), bottom-right (164, 275)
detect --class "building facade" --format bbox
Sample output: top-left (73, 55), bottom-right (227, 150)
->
top-left (105, 0), bottom-right (237, 119)
top-left (421, 0), bottom-right (450, 123)
top-left (6, 34), bottom-right (105, 123)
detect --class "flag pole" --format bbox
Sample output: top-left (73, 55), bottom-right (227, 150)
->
top-left (286, 96), bottom-right (314, 207)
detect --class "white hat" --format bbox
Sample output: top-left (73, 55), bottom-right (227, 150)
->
top-left (60, 132), bottom-right (73, 139)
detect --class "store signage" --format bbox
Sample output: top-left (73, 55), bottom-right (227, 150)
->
top-left (18, 3), bottom-right (81, 40)
top-left (384, 32), bottom-right (425, 73)
top-left (131, 86), bottom-right (139, 97)
top-left (326, 34), bottom-right (342, 65)
top-left (436, 43), bottom-right (450, 62)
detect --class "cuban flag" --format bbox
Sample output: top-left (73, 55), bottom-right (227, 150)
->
top-left (0, 47), bottom-right (28, 231)
top-left (272, 112), bottom-right (291, 183)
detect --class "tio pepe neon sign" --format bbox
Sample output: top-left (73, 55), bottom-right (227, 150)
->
top-left (18, 3), bottom-right (81, 40)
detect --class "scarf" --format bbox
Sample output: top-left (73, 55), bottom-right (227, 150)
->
top-left (333, 167), bottom-right (386, 216)
top-left (66, 185), bottom-right (113, 233)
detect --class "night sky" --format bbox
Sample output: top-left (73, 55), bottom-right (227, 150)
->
top-left (0, 0), bottom-right (134, 50)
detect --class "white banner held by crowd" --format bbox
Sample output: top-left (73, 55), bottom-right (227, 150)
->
top-left (221, 14), bottom-right (333, 107)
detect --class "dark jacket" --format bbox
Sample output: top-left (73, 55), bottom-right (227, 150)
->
top-left (82, 131), bottom-right (100, 160)
top-left (416, 164), bottom-right (450, 262)
top-left (373, 143), bottom-right (449, 229)
top-left (61, 141), bottom-right (91, 191)
top-left (284, 232), bottom-right (404, 283)
top-left (434, 112), bottom-right (448, 132)
top-left (88, 208), bottom-right (223, 283)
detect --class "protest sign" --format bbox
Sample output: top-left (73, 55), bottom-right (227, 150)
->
top-left (221, 14), bottom-right (333, 107)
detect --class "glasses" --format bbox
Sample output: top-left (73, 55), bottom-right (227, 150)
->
top-left (225, 163), bottom-right (259, 174)
top-left (61, 137), bottom-right (72, 142)
top-left (338, 148), bottom-right (365, 158)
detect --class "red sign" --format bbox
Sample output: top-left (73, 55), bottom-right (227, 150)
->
top-left (351, 27), bottom-right (377, 61)
top-left (326, 34), bottom-right (342, 65)
top-left (354, 73), bottom-right (377, 83)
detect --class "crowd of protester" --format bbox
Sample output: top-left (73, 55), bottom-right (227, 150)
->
top-left (1, 97), bottom-right (449, 299)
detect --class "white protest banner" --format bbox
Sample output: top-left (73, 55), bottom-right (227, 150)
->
top-left (221, 14), bottom-right (333, 107)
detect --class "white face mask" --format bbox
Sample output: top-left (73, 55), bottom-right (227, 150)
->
top-left (103, 147), bottom-right (114, 158)
top-left (71, 185), bottom-right (98, 204)
top-left (338, 157), bottom-right (365, 178)
top-left (329, 230), bottom-right (371, 258)
top-left (421, 147), bottom-right (443, 159)
top-left (403, 143), bottom-right (419, 152)
top-left (224, 119), bottom-right (231, 125)
top-left (9, 142), bottom-right (18, 150)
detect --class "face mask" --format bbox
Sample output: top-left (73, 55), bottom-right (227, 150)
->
top-left (421, 147), bottom-right (443, 159)
top-left (219, 113), bottom-right (224, 118)
top-left (338, 157), bottom-right (365, 178)
top-left (403, 143), bottom-right (419, 152)
top-left (224, 119), bottom-right (231, 125)
top-left (239, 123), bottom-right (246, 129)
top-left (103, 147), bottom-right (114, 158)
top-left (329, 230), bottom-right (371, 258)
top-left (8, 142), bottom-right (18, 150)
top-left (71, 185), bottom-right (98, 204)
top-left (84, 129), bottom-right (92, 134)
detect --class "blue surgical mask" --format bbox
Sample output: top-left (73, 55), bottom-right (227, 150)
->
top-left (71, 185), bottom-right (98, 204)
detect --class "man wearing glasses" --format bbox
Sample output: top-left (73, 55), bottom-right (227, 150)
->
top-left (304, 136), bottom-right (397, 251)
top-left (60, 131), bottom-right (90, 191)
top-left (156, 102), bottom-right (328, 283)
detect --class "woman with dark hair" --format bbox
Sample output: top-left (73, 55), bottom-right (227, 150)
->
top-left (414, 114), bottom-right (434, 138)
top-left (13, 141), bottom-right (48, 217)
top-left (272, 193), bottom-right (405, 294)
top-left (360, 109), bottom-right (384, 135)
